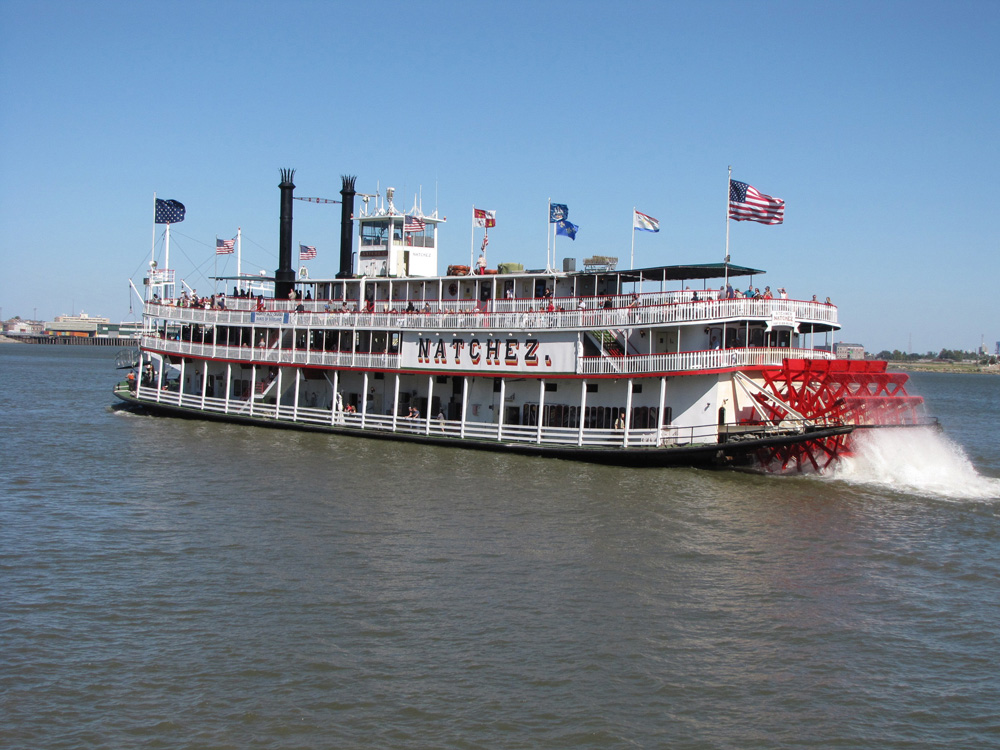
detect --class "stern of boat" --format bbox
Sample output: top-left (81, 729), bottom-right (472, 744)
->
top-left (750, 358), bottom-right (928, 473)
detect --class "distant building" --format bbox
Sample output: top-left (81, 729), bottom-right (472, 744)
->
top-left (3, 319), bottom-right (43, 334)
top-left (835, 342), bottom-right (866, 360)
top-left (44, 311), bottom-right (110, 337)
top-left (96, 322), bottom-right (143, 338)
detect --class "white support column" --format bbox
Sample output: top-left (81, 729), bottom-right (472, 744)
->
top-left (156, 356), bottom-right (164, 402)
top-left (425, 375), bottom-right (434, 435)
top-left (497, 377), bottom-right (506, 441)
top-left (293, 367), bottom-right (301, 421)
top-left (224, 362), bottom-right (232, 414)
top-left (624, 378), bottom-right (634, 447)
top-left (578, 379), bottom-right (588, 446)
top-left (658, 376), bottom-right (667, 445)
top-left (200, 360), bottom-right (208, 409)
top-left (361, 371), bottom-right (369, 428)
top-left (536, 378), bottom-right (546, 444)
top-left (249, 366), bottom-right (257, 417)
top-left (178, 358), bottom-right (186, 406)
top-left (460, 376), bottom-right (469, 438)
top-left (330, 370), bottom-right (340, 425)
top-left (392, 373), bottom-right (400, 431)
top-left (276, 366), bottom-right (284, 419)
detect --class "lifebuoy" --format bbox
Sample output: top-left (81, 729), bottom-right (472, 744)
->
top-left (448, 283), bottom-right (458, 296)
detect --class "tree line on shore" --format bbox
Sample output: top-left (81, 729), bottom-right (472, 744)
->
top-left (874, 349), bottom-right (998, 365)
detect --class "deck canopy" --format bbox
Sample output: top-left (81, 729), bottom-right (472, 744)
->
top-left (606, 263), bottom-right (764, 284)
top-left (211, 262), bottom-right (764, 287)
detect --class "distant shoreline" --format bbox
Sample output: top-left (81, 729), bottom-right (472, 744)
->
top-left (889, 362), bottom-right (999, 375)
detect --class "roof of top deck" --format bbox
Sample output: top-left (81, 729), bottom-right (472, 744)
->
top-left (604, 263), bottom-right (764, 283)
top-left (212, 263), bottom-right (765, 285)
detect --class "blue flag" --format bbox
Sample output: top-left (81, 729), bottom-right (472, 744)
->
top-left (155, 198), bottom-right (185, 224)
top-left (555, 219), bottom-right (578, 240)
top-left (549, 203), bottom-right (568, 222)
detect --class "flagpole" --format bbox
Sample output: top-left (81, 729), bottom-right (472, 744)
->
top-left (545, 198), bottom-right (551, 273)
top-left (470, 205), bottom-right (475, 271)
top-left (630, 206), bottom-right (636, 270)
top-left (214, 236), bottom-right (218, 295)
top-left (151, 192), bottom-right (157, 269)
top-left (165, 221), bottom-right (171, 294)
top-left (725, 165), bottom-right (732, 287)
top-left (236, 227), bottom-right (242, 293)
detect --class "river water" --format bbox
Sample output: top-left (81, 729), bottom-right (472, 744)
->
top-left (2, 345), bottom-right (999, 749)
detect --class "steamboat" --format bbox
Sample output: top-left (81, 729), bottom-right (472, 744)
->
top-left (113, 171), bottom-right (928, 472)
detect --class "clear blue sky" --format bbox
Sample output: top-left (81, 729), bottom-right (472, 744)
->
top-left (1, 0), bottom-right (997, 354)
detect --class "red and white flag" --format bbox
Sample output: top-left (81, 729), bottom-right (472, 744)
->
top-left (473, 208), bottom-right (496, 228)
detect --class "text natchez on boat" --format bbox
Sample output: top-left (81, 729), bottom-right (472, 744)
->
top-left (113, 171), bottom-right (931, 472)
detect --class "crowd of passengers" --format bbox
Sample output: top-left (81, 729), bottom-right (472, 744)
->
top-left (150, 283), bottom-right (832, 312)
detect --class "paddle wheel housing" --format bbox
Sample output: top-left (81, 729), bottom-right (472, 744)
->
top-left (752, 358), bottom-right (925, 472)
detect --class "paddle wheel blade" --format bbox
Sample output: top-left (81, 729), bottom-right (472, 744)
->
top-left (753, 359), bottom-right (926, 473)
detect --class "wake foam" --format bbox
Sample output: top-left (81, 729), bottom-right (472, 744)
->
top-left (828, 427), bottom-right (1000, 500)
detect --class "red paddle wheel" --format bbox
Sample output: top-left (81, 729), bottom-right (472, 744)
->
top-left (751, 358), bottom-right (925, 473)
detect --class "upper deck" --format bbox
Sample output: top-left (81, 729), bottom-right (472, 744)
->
top-left (146, 292), bottom-right (838, 333)
top-left (162, 261), bottom-right (839, 333)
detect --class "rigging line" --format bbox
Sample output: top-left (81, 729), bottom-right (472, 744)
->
top-left (241, 234), bottom-right (278, 260)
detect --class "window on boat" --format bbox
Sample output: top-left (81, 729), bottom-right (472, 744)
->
top-left (361, 221), bottom-right (390, 246)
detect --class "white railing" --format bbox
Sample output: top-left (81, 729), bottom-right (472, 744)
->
top-left (143, 336), bottom-right (832, 377)
top-left (145, 296), bottom-right (838, 331)
top-left (579, 346), bottom-right (835, 376)
top-left (143, 336), bottom-right (400, 370)
top-left (134, 383), bottom-right (745, 448)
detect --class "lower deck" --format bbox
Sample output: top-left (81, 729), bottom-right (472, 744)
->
top-left (130, 350), bottom-right (826, 454)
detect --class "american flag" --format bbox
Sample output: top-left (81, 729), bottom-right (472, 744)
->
top-left (299, 243), bottom-right (317, 260)
top-left (216, 238), bottom-right (235, 255)
top-left (404, 215), bottom-right (425, 233)
top-left (154, 198), bottom-right (185, 224)
top-left (729, 180), bottom-right (784, 224)
top-left (474, 208), bottom-right (496, 228)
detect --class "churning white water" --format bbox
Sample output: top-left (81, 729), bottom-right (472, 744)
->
top-left (829, 426), bottom-right (1000, 500)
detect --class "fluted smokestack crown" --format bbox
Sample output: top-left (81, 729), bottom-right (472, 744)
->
top-left (338, 174), bottom-right (357, 279)
top-left (275, 168), bottom-right (296, 299)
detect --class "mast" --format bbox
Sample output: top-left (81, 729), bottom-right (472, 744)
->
top-left (725, 166), bottom-right (731, 287)
top-left (630, 206), bottom-right (636, 270)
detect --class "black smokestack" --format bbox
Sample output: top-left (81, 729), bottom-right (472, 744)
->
top-left (338, 175), bottom-right (357, 279)
top-left (274, 168), bottom-right (296, 299)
